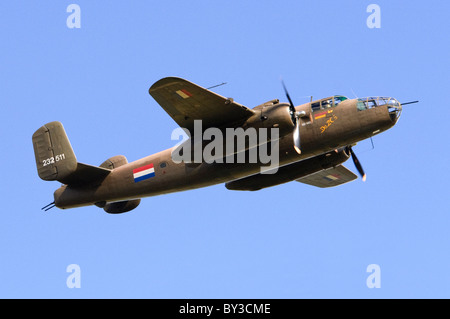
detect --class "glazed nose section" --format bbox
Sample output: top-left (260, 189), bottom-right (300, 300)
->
top-left (387, 98), bottom-right (402, 122)
top-left (357, 97), bottom-right (402, 123)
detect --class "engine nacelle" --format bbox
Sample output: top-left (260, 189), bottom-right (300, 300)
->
top-left (102, 199), bottom-right (141, 214)
top-left (244, 102), bottom-right (295, 137)
top-left (100, 155), bottom-right (128, 169)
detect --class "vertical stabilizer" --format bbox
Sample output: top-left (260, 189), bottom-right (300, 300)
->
top-left (32, 121), bottom-right (78, 182)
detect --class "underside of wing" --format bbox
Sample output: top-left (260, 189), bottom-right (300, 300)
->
top-left (149, 77), bottom-right (255, 132)
top-left (296, 165), bottom-right (357, 188)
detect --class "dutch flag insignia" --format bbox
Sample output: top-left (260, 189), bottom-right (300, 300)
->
top-left (133, 164), bottom-right (155, 183)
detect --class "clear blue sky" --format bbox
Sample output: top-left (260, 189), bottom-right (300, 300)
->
top-left (1, 0), bottom-right (449, 298)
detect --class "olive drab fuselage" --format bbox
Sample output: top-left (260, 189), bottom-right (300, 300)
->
top-left (32, 77), bottom-right (402, 213)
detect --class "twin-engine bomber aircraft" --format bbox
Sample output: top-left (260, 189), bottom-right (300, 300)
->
top-left (33, 77), bottom-right (415, 213)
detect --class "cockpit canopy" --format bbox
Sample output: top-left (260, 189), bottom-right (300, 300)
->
top-left (311, 95), bottom-right (348, 112)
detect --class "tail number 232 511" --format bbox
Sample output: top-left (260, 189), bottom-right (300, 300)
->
top-left (42, 153), bottom-right (66, 167)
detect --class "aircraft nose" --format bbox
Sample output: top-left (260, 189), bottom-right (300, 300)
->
top-left (387, 98), bottom-right (402, 122)
top-left (357, 97), bottom-right (402, 123)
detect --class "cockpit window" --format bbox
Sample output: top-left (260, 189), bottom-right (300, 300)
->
top-left (334, 96), bottom-right (348, 106)
top-left (321, 98), bottom-right (333, 108)
top-left (311, 102), bottom-right (321, 112)
top-left (311, 95), bottom-right (348, 112)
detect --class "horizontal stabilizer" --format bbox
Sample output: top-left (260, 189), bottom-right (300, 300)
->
top-left (296, 165), bottom-right (357, 188)
top-left (59, 163), bottom-right (111, 186)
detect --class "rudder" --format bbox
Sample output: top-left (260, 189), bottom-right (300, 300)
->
top-left (32, 121), bottom-right (77, 182)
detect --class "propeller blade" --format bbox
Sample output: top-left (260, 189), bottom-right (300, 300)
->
top-left (282, 80), bottom-right (295, 109)
top-left (281, 80), bottom-right (301, 154)
top-left (293, 119), bottom-right (301, 154)
top-left (348, 146), bottom-right (366, 181)
top-left (281, 80), bottom-right (297, 122)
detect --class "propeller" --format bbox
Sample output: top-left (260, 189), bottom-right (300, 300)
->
top-left (281, 80), bottom-right (302, 154)
top-left (347, 146), bottom-right (366, 182)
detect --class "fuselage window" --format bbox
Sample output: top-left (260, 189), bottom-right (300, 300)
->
top-left (357, 97), bottom-right (380, 111)
top-left (357, 100), bottom-right (367, 111)
top-left (160, 162), bottom-right (167, 168)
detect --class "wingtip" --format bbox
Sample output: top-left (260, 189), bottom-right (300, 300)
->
top-left (149, 76), bottom-right (188, 94)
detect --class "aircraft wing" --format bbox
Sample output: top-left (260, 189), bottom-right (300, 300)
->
top-left (149, 77), bottom-right (255, 132)
top-left (295, 165), bottom-right (357, 188)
